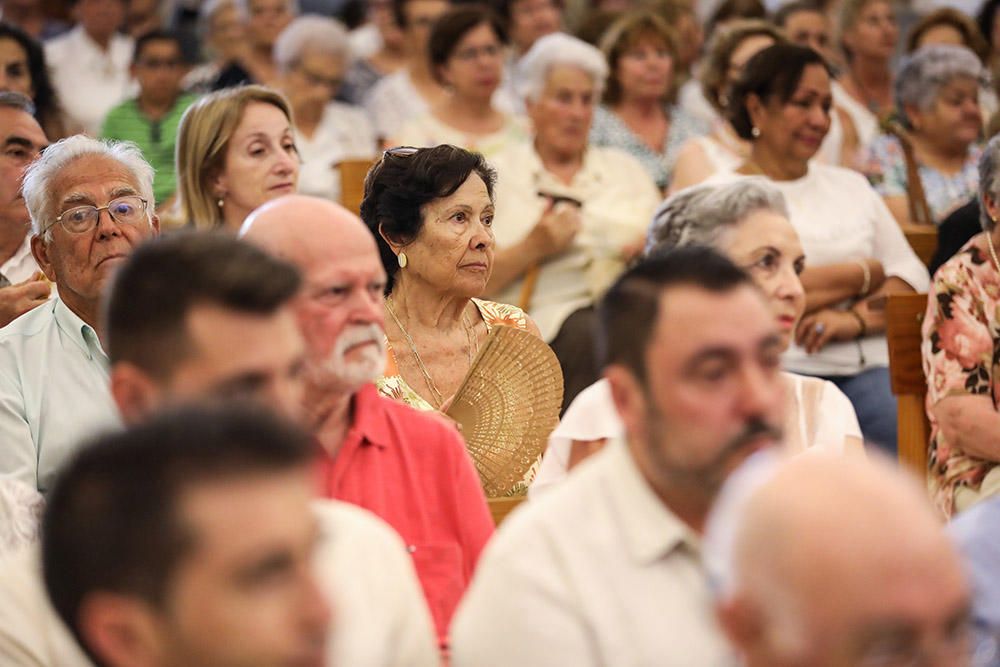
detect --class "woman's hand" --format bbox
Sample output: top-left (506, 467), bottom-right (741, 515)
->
top-left (795, 308), bottom-right (864, 353)
top-left (528, 200), bottom-right (582, 259)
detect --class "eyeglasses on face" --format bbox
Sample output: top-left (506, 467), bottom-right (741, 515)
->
top-left (44, 195), bottom-right (149, 235)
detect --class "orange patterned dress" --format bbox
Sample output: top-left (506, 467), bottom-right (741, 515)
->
top-left (377, 298), bottom-right (531, 409)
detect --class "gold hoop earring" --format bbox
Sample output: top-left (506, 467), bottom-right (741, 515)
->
top-left (398, 252), bottom-right (408, 269)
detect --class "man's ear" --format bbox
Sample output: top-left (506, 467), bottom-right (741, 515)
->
top-left (78, 592), bottom-right (167, 667)
top-left (30, 234), bottom-right (56, 283)
top-left (604, 364), bottom-right (647, 440)
top-left (110, 363), bottom-right (162, 426)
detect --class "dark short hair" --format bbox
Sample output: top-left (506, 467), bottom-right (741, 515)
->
top-left (0, 23), bottom-right (62, 132)
top-left (728, 42), bottom-right (831, 140)
top-left (104, 231), bottom-right (302, 380)
top-left (596, 246), bottom-right (753, 384)
top-left (42, 403), bottom-right (314, 663)
top-left (771, 0), bottom-right (824, 28)
top-left (132, 29), bottom-right (186, 66)
top-left (360, 144), bottom-right (497, 293)
top-left (429, 5), bottom-right (506, 84)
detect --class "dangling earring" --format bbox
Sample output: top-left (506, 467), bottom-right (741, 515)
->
top-left (397, 252), bottom-right (408, 269)
top-left (751, 126), bottom-right (761, 138)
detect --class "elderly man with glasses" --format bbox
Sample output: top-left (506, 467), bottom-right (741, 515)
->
top-left (0, 135), bottom-right (159, 495)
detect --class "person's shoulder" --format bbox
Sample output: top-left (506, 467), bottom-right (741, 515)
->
top-left (312, 498), bottom-right (408, 552)
top-left (0, 301), bottom-right (57, 345)
top-left (369, 389), bottom-right (464, 442)
top-left (472, 298), bottom-right (533, 333)
top-left (935, 232), bottom-right (989, 280)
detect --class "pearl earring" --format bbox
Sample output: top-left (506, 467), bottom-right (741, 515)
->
top-left (751, 126), bottom-right (761, 138)
top-left (398, 252), bottom-right (408, 269)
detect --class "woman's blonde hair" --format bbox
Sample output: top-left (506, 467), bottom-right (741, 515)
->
top-left (175, 85), bottom-right (294, 229)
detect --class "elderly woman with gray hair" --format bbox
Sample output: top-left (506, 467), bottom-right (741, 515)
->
top-left (486, 33), bottom-right (661, 409)
top-left (922, 134), bottom-right (1000, 518)
top-left (274, 16), bottom-right (377, 203)
top-left (531, 179), bottom-right (863, 495)
top-left (861, 45), bottom-right (985, 227)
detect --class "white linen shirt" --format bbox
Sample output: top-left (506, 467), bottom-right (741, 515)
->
top-left (489, 143), bottom-right (661, 341)
top-left (0, 235), bottom-right (41, 285)
top-left (0, 500), bottom-right (439, 667)
top-left (44, 27), bottom-right (135, 136)
top-left (0, 298), bottom-right (119, 494)
top-left (707, 164), bottom-right (930, 376)
top-left (451, 438), bottom-right (734, 667)
top-left (296, 101), bottom-right (378, 204)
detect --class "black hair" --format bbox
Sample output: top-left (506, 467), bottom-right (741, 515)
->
top-left (428, 5), bottom-right (506, 84)
top-left (728, 42), bottom-right (831, 140)
top-left (104, 231), bottom-right (301, 379)
top-left (0, 22), bottom-right (64, 138)
top-left (131, 28), bottom-right (186, 66)
top-left (360, 144), bottom-right (497, 293)
top-left (596, 245), bottom-right (753, 383)
top-left (42, 403), bottom-right (313, 664)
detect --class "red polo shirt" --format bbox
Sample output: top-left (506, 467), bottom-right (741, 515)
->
top-left (315, 383), bottom-right (494, 644)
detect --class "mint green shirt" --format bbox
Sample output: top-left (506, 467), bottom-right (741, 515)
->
top-left (100, 92), bottom-right (198, 205)
top-left (0, 298), bottom-right (119, 494)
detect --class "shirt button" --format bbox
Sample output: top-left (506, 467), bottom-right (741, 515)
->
top-left (407, 545), bottom-right (417, 553)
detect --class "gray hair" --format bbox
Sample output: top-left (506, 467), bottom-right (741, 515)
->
top-left (894, 45), bottom-right (984, 128)
top-left (979, 134), bottom-right (1000, 231)
top-left (22, 135), bottom-right (155, 241)
top-left (0, 91), bottom-right (35, 116)
top-left (646, 178), bottom-right (790, 255)
top-left (232, 0), bottom-right (300, 20)
top-left (274, 15), bottom-right (351, 74)
top-left (516, 33), bottom-right (608, 103)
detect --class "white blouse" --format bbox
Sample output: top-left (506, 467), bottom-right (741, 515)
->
top-left (530, 373), bottom-right (862, 496)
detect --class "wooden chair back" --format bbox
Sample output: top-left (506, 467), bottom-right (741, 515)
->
top-left (336, 158), bottom-right (375, 215)
top-left (487, 497), bottom-right (525, 526)
top-left (885, 293), bottom-right (931, 476)
top-left (901, 223), bottom-right (938, 266)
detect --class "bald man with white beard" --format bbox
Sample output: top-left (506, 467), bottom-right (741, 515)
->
top-left (706, 452), bottom-right (974, 667)
top-left (241, 195), bottom-right (494, 649)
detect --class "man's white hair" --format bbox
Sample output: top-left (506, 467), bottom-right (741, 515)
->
top-left (21, 135), bottom-right (155, 240)
top-left (516, 33), bottom-right (609, 103)
top-left (273, 15), bottom-right (352, 74)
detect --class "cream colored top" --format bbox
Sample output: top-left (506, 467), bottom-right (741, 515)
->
top-left (451, 438), bottom-right (734, 666)
top-left (489, 143), bottom-right (661, 341)
top-left (391, 112), bottom-right (529, 157)
top-left (0, 500), bottom-right (438, 667)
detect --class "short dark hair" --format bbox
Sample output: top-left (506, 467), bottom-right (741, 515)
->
top-left (42, 403), bottom-right (314, 663)
top-left (771, 0), bottom-right (824, 28)
top-left (0, 22), bottom-right (62, 132)
top-left (360, 144), bottom-right (497, 293)
top-left (428, 5), bottom-right (506, 84)
top-left (596, 246), bottom-right (753, 384)
top-left (131, 29), bottom-right (186, 66)
top-left (728, 42), bottom-right (831, 140)
top-left (104, 232), bottom-right (302, 380)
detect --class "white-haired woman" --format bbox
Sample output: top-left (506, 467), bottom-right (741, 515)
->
top-left (922, 134), bottom-right (1000, 518)
top-left (274, 16), bottom-right (377, 203)
top-left (485, 33), bottom-right (661, 410)
top-left (531, 179), bottom-right (864, 495)
top-left (861, 45), bottom-right (985, 226)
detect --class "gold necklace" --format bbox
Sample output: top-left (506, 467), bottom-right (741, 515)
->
top-left (987, 229), bottom-right (1000, 275)
top-left (384, 298), bottom-right (478, 407)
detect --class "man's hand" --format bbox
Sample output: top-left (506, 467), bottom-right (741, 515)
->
top-left (0, 275), bottom-right (50, 327)
top-left (528, 200), bottom-right (582, 259)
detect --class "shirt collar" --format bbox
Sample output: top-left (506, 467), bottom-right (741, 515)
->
top-left (525, 142), bottom-right (604, 194)
top-left (603, 437), bottom-right (701, 565)
top-left (347, 383), bottom-right (393, 450)
top-left (53, 297), bottom-right (107, 363)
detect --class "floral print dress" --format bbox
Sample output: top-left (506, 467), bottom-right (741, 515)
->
top-left (922, 232), bottom-right (1000, 517)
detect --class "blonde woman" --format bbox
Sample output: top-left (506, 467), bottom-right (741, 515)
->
top-left (175, 85), bottom-right (299, 230)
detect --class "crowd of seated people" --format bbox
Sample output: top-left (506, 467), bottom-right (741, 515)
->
top-left (1, 1), bottom-right (1000, 665)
